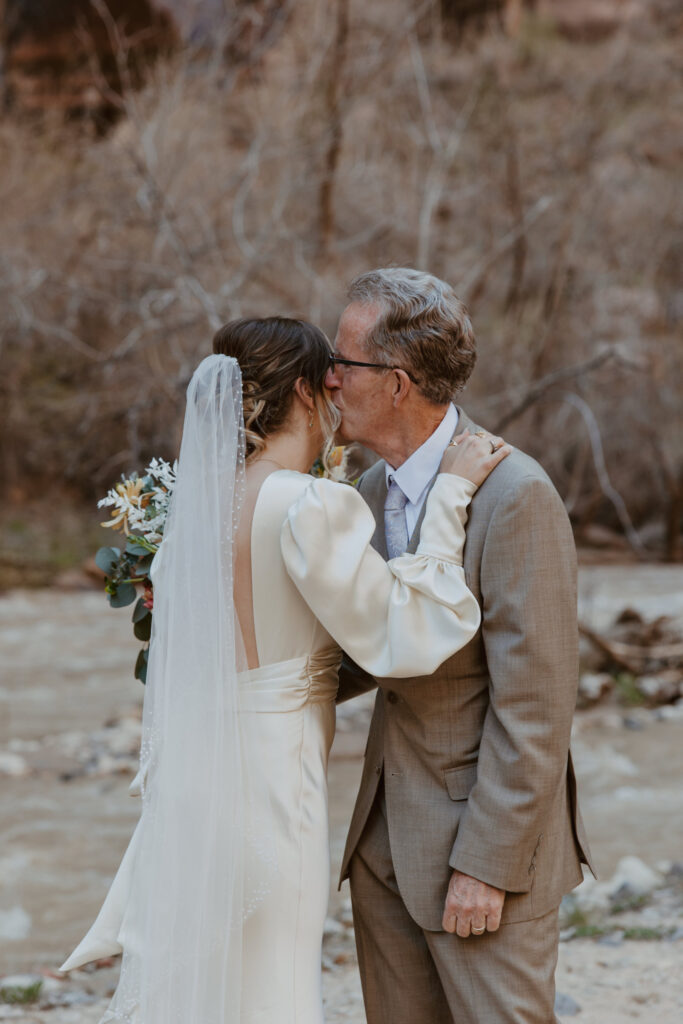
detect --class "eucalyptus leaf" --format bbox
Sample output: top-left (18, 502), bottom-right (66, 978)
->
top-left (132, 597), bottom-right (148, 623)
top-left (135, 646), bottom-right (149, 684)
top-left (110, 582), bottom-right (137, 608)
top-left (121, 553), bottom-right (139, 573)
top-left (135, 554), bottom-right (154, 574)
top-left (134, 613), bottom-right (152, 642)
top-left (126, 539), bottom-right (151, 557)
top-left (95, 546), bottom-right (121, 574)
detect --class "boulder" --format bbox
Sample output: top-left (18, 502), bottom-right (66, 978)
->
top-left (0, 752), bottom-right (29, 777)
top-left (554, 991), bottom-right (582, 1016)
top-left (579, 672), bottom-right (614, 704)
top-left (606, 855), bottom-right (664, 899)
top-left (2, 0), bottom-right (179, 121)
top-left (563, 875), bottom-right (611, 922)
top-left (1, 0), bottom-right (289, 122)
top-left (637, 670), bottom-right (683, 704)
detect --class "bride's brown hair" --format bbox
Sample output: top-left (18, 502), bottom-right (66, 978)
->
top-left (212, 317), bottom-right (340, 463)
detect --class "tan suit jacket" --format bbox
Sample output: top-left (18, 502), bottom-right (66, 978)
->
top-left (340, 408), bottom-right (594, 929)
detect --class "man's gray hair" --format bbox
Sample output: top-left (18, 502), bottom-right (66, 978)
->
top-left (347, 268), bottom-right (476, 405)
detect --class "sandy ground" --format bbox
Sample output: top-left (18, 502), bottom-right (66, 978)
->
top-left (1, 564), bottom-right (683, 1021)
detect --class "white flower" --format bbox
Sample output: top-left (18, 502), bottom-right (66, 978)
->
top-left (97, 459), bottom-right (177, 539)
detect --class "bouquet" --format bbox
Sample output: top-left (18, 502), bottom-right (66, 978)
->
top-left (96, 449), bottom-right (347, 682)
top-left (310, 445), bottom-right (348, 481)
top-left (95, 458), bottom-right (177, 682)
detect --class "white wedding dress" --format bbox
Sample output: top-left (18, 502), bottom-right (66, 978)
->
top-left (61, 469), bottom-right (480, 1024)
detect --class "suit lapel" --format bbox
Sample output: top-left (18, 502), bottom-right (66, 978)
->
top-left (453, 405), bottom-right (481, 438)
top-left (358, 461), bottom-right (389, 560)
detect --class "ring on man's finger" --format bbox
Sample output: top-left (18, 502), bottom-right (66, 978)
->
top-left (471, 925), bottom-right (486, 935)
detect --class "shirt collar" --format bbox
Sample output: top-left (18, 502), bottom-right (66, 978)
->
top-left (385, 404), bottom-right (459, 504)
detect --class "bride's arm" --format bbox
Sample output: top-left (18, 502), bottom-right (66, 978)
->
top-left (281, 471), bottom-right (480, 679)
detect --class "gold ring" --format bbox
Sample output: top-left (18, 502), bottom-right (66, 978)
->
top-left (474, 431), bottom-right (487, 438)
top-left (447, 439), bottom-right (460, 447)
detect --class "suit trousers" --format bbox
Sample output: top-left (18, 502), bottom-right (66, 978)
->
top-left (349, 791), bottom-right (560, 1024)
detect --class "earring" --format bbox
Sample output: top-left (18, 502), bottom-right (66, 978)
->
top-left (308, 409), bottom-right (315, 429)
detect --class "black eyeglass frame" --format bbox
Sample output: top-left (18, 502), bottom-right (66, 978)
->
top-left (328, 353), bottom-right (418, 384)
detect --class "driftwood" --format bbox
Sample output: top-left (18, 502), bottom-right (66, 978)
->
top-left (579, 622), bottom-right (683, 675)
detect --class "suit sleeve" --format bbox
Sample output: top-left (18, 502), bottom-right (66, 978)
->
top-left (281, 475), bottom-right (481, 679)
top-left (448, 474), bottom-right (579, 892)
top-left (336, 655), bottom-right (378, 704)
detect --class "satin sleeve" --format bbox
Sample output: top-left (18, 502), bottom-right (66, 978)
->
top-left (280, 474), bottom-right (481, 679)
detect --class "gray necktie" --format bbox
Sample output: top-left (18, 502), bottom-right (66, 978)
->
top-left (384, 477), bottom-right (409, 559)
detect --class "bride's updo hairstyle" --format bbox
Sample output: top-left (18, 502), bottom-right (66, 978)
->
top-left (212, 317), bottom-right (340, 463)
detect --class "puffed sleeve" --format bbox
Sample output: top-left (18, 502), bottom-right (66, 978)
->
top-left (281, 474), bottom-right (481, 678)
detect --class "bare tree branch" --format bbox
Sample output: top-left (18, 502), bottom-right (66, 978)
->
top-left (412, 37), bottom-right (480, 268)
top-left (456, 194), bottom-right (554, 297)
top-left (559, 391), bottom-right (647, 556)
top-left (318, 0), bottom-right (350, 257)
top-left (493, 349), bottom-right (622, 431)
top-left (579, 623), bottom-right (683, 671)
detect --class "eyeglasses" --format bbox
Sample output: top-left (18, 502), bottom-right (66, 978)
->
top-left (329, 353), bottom-right (418, 383)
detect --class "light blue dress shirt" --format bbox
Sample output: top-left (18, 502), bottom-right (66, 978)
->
top-left (384, 403), bottom-right (459, 538)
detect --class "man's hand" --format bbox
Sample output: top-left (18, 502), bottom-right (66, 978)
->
top-left (441, 870), bottom-right (505, 938)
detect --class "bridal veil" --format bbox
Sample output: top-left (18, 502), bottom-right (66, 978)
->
top-left (103, 354), bottom-right (275, 1024)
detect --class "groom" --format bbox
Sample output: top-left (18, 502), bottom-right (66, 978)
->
top-left (326, 268), bottom-right (593, 1024)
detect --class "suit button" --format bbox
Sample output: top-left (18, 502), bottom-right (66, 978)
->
top-left (387, 691), bottom-right (399, 704)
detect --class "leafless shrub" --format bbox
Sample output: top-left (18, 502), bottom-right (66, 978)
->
top-left (0, 0), bottom-right (681, 575)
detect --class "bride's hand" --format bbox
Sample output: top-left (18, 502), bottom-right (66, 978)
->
top-left (440, 429), bottom-right (512, 487)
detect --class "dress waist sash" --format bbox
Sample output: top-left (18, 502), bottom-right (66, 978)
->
top-left (238, 647), bottom-right (341, 713)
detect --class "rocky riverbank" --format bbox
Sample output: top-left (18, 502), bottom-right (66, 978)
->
top-left (2, 566), bottom-right (683, 1021)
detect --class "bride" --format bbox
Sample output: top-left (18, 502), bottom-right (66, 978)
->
top-left (60, 316), bottom-right (509, 1023)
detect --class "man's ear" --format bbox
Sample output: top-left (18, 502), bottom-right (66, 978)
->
top-left (391, 369), bottom-right (412, 408)
top-left (293, 377), bottom-right (315, 410)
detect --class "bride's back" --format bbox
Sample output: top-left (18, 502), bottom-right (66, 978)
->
top-left (234, 466), bottom-right (333, 670)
